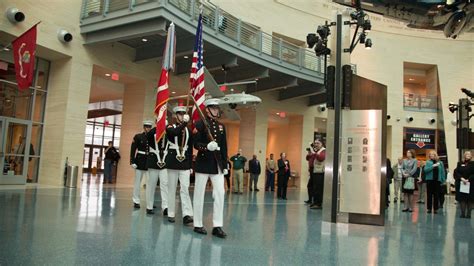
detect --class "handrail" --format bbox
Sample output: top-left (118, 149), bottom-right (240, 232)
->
top-left (403, 93), bottom-right (438, 110)
top-left (80, 0), bottom-right (323, 74)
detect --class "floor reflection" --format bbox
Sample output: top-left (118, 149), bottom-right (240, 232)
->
top-left (0, 183), bottom-right (473, 265)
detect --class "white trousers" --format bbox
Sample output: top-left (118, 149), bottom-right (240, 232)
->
top-left (193, 172), bottom-right (225, 228)
top-left (147, 168), bottom-right (168, 210)
top-left (133, 169), bottom-right (146, 204)
top-left (168, 169), bottom-right (193, 218)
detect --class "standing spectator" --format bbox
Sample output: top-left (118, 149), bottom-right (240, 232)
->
top-left (104, 141), bottom-right (120, 184)
top-left (224, 160), bottom-right (231, 192)
top-left (277, 153), bottom-right (291, 200)
top-left (392, 157), bottom-right (404, 203)
top-left (423, 151), bottom-right (446, 214)
top-left (230, 149), bottom-right (247, 194)
top-left (417, 160), bottom-right (426, 204)
top-left (311, 140), bottom-right (326, 209)
top-left (305, 142), bottom-right (317, 204)
top-left (401, 149), bottom-right (418, 212)
top-left (439, 168), bottom-right (448, 208)
top-left (386, 158), bottom-right (394, 208)
top-left (248, 155), bottom-right (261, 192)
top-left (454, 151), bottom-right (474, 218)
top-left (266, 154), bottom-right (276, 192)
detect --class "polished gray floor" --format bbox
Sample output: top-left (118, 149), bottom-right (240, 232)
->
top-left (0, 177), bottom-right (473, 265)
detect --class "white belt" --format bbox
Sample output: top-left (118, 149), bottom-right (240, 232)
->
top-left (168, 143), bottom-right (188, 151)
top-left (137, 151), bottom-right (147, 155)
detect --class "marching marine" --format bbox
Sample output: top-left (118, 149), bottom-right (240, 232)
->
top-left (193, 98), bottom-right (229, 238)
top-left (165, 106), bottom-right (194, 224)
top-left (145, 123), bottom-right (169, 215)
top-left (130, 120), bottom-right (153, 209)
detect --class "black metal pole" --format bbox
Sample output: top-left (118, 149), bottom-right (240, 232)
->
top-left (331, 14), bottom-right (343, 223)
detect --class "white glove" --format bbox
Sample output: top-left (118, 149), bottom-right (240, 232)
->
top-left (183, 114), bottom-right (190, 123)
top-left (207, 141), bottom-right (219, 151)
top-left (131, 164), bottom-right (137, 169)
top-left (223, 169), bottom-right (228, 175)
top-left (190, 168), bottom-right (193, 175)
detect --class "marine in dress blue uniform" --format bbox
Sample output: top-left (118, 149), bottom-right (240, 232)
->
top-left (166, 106), bottom-right (194, 224)
top-left (130, 120), bottom-right (153, 208)
top-left (193, 98), bottom-right (228, 238)
top-left (145, 124), bottom-right (169, 215)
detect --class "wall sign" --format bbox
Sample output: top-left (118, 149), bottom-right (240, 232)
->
top-left (405, 128), bottom-right (436, 149)
top-left (340, 110), bottom-right (382, 215)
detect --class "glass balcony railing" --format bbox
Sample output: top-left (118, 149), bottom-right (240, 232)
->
top-left (80, 0), bottom-right (323, 74)
top-left (403, 93), bottom-right (439, 112)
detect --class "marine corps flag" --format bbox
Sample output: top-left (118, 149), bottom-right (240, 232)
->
top-left (12, 23), bottom-right (39, 91)
top-left (154, 22), bottom-right (176, 141)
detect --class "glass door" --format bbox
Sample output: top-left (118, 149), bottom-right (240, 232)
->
top-left (0, 117), bottom-right (32, 184)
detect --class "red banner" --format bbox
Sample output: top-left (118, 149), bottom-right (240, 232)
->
top-left (154, 68), bottom-right (169, 141)
top-left (12, 24), bottom-right (38, 91)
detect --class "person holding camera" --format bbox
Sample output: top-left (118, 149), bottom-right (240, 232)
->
top-left (310, 140), bottom-right (326, 209)
top-left (305, 140), bottom-right (324, 206)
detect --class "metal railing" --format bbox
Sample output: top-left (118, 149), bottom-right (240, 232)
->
top-left (80, 0), bottom-right (323, 74)
top-left (403, 93), bottom-right (439, 111)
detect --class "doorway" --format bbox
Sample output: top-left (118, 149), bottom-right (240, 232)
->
top-left (0, 117), bottom-right (32, 184)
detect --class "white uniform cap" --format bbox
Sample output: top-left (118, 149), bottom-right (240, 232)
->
top-left (204, 98), bottom-right (220, 107)
top-left (143, 120), bottom-right (154, 126)
top-left (173, 106), bottom-right (187, 113)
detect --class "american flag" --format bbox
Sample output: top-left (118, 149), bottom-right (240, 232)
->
top-left (189, 13), bottom-right (205, 127)
top-left (154, 22), bottom-right (176, 141)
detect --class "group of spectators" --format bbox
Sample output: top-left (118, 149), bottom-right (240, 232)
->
top-left (390, 149), bottom-right (473, 218)
top-left (224, 150), bottom-right (293, 200)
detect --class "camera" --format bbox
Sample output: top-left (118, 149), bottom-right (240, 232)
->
top-left (6, 7), bottom-right (25, 23)
top-left (406, 116), bottom-right (414, 122)
top-left (428, 118), bottom-right (436, 124)
top-left (317, 105), bottom-right (326, 112)
top-left (57, 29), bottom-right (73, 43)
top-left (448, 102), bottom-right (459, 113)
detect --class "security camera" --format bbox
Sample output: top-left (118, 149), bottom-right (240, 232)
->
top-left (229, 103), bottom-right (237, 109)
top-left (396, 118), bottom-right (401, 122)
top-left (428, 118), bottom-right (436, 124)
top-left (387, 115), bottom-right (391, 120)
top-left (317, 105), bottom-right (326, 112)
top-left (57, 29), bottom-right (73, 43)
top-left (451, 119), bottom-right (457, 126)
top-left (406, 116), bottom-right (414, 122)
top-left (6, 7), bottom-right (25, 23)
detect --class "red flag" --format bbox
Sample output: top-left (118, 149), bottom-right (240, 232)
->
top-left (154, 23), bottom-right (176, 141)
top-left (154, 68), bottom-right (169, 141)
top-left (12, 24), bottom-right (38, 91)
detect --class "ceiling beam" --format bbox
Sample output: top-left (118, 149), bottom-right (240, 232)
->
top-left (84, 18), bottom-right (167, 45)
top-left (134, 35), bottom-right (196, 63)
top-left (308, 93), bottom-right (327, 106)
top-left (211, 66), bottom-right (269, 84)
top-left (278, 84), bottom-right (325, 101)
top-left (174, 52), bottom-right (238, 75)
top-left (247, 75), bottom-right (298, 93)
